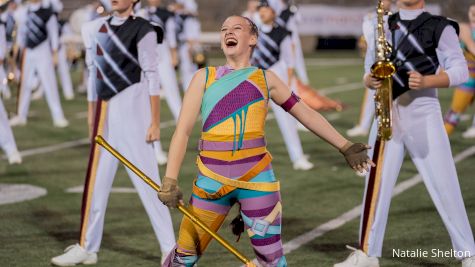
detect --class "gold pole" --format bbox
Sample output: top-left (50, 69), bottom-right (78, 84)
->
top-left (95, 135), bottom-right (256, 266)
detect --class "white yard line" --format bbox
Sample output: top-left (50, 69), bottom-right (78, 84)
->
top-left (66, 185), bottom-right (137, 193)
top-left (243, 146), bottom-right (475, 266)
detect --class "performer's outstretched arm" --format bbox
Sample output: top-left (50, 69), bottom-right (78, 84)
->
top-left (266, 70), bottom-right (374, 172)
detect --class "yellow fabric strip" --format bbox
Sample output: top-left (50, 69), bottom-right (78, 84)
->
top-left (205, 67), bottom-right (216, 89)
top-left (200, 131), bottom-right (264, 142)
top-left (199, 146), bottom-right (268, 161)
top-left (196, 153), bottom-right (279, 192)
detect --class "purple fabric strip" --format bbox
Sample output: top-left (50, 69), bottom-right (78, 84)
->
top-left (203, 80), bottom-right (264, 131)
top-left (241, 204), bottom-right (277, 218)
top-left (280, 92), bottom-right (301, 112)
top-left (250, 234), bottom-right (281, 246)
top-left (254, 247), bottom-right (284, 264)
top-left (200, 153), bottom-right (265, 164)
top-left (239, 192), bottom-right (281, 210)
top-left (198, 153), bottom-right (271, 178)
top-left (189, 195), bottom-right (232, 215)
top-left (198, 138), bottom-right (266, 151)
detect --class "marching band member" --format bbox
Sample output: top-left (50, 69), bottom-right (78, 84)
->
top-left (52, 0), bottom-right (75, 100)
top-left (347, 0), bottom-right (393, 137)
top-left (174, 0), bottom-right (200, 90)
top-left (9, 0), bottom-right (69, 127)
top-left (140, 0), bottom-right (182, 122)
top-left (274, 0), bottom-right (343, 114)
top-left (160, 15), bottom-right (371, 267)
top-left (32, 0), bottom-right (75, 100)
top-left (0, 0), bottom-right (20, 165)
top-left (0, 1), bottom-right (11, 99)
top-left (335, 1), bottom-right (475, 266)
top-left (252, 0), bottom-right (314, 170)
top-left (50, 0), bottom-right (175, 265)
top-left (444, 4), bottom-right (475, 135)
top-left (242, 0), bottom-right (261, 27)
top-left (137, 0), bottom-right (184, 165)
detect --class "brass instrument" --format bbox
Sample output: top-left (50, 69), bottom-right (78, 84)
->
top-left (95, 136), bottom-right (257, 267)
top-left (370, 0), bottom-right (395, 141)
top-left (360, 0), bottom-right (395, 254)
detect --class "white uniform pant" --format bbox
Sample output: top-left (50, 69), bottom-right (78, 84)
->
top-left (0, 100), bottom-right (18, 156)
top-left (292, 33), bottom-right (309, 85)
top-left (157, 43), bottom-right (181, 121)
top-left (357, 88), bottom-right (375, 131)
top-left (0, 64), bottom-right (10, 96)
top-left (79, 85), bottom-right (175, 255)
top-left (17, 42), bottom-right (66, 122)
top-left (269, 60), bottom-right (305, 163)
top-left (57, 45), bottom-right (74, 99)
top-left (178, 43), bottom-right (197, 91)
top-left (361, 94), bottom-right (475, 258)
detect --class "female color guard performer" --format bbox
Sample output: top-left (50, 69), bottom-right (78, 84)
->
top-left (158, 14), bottom-right (372, 267)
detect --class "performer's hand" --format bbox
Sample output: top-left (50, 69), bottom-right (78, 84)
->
top-left (408, 71), bottom-right (426, 90)
top-left (364, 73), bottom-right (382, 89)
top-left (340, 142), bottom-right (375, 173)
top-left (157, 177), bottom-right (183, 208)
top-left (146, 124), bottom-right (161, 142)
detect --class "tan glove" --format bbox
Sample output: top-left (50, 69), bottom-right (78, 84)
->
top-left (340, 141), bottom-right (372, 172)
top-left (157, 177), bottom-right (183, 208)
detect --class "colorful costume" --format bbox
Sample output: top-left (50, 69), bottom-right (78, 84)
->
top-left (165, 65), bottom-right (286, 267)
top-left (444, 27), bottom-right (475, 134)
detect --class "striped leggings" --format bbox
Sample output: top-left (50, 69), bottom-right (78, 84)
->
top-left (164, 156), bottom-right (287, 267)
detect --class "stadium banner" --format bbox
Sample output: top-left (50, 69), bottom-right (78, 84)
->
top-left (297, 4), bottom-right (441, 36)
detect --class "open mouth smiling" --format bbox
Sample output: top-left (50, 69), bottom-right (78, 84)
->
top-left (225, 37), bottom-right (238, 48)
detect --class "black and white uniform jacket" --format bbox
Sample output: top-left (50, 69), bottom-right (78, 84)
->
top-left (251, 23), bottom-right (293, 70)
top-left (145, 6), bottom-right (177, 49)
top-left (16, 3), bottom-right (58, 50)
top-left (82, 15), bottom-right (163, 101)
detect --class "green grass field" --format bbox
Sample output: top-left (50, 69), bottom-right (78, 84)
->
top-left (1, 51), bottom-right (474, 267)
